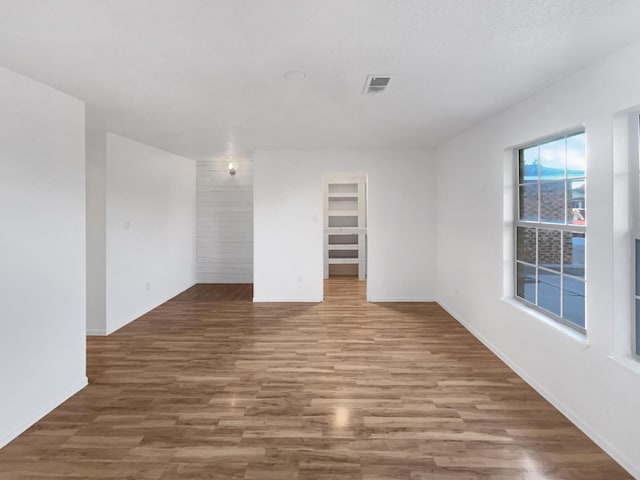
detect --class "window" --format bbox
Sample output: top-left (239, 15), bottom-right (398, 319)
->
top-left (515, 131), bottom-right (586, 331)
top-left (634, 116), bottom-right (640, 357)
top-left (635, 239), bottom-right (640, 356)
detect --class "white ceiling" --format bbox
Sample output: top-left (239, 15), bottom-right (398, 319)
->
top-left (1, 0), bottom-right (640, 161)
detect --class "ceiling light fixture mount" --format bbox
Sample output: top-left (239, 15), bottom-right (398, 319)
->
top-left (228, 162), bottom-right (236, 175)
top-left (283, 70), bottom-right (306, 81)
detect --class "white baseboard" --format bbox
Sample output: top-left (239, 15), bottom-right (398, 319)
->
top-left (435, 298), bottom-right (639, 480)
top-left (196, 279), bottom-right (253, 284)
top-left (106, 282), bottom-right (197, 335)
top-left (0, 376), bottom-right (88, 449)
top-left (86, 328), bottom-right (107, 336)
top-left (369, 297), bottom-right (436, 302)
top-left (253, 298), bottom-right (323, 303)
top-left (252, 297), bottom-right (436, 303)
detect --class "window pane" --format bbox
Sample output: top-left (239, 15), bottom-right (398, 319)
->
top-left (540, 181), bottom-right (565, 224)
top-left (538, 270), bottom-right (561, 315)
top-left (540, 138), bottom-right (565, 180)
top-left (567, 132), bottom-right (586, 178)
top-left (636, 298), bottom-right (640, 356)
top-left (516, 263), bottom-right (536, 304)
top-left (519, 184), bottom-right (538, 221)
top-left (538, 229), bottom-right (561, 272)
top-left (564, 232), bottom-right (585, 278)
top-left (568, 179), bottom-right (586, 225)
top-left (519, 146), bottom-right (539, 183)
top-left (563, 277), bottom-right (585, 329)
top-left (516, 227), bottom-right (536, 264)
top-left (636, 239), bottom-right (640, 297)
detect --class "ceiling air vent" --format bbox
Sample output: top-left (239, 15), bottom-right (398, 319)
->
top-left (363, 75), bottom-right (391, 94)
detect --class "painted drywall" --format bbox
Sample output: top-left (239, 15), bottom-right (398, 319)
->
top-left (197, 157), bottom-right (253, 283)
top-left (105, 133), bottom-right (196, 334)
top-left (0, 66), bottom-right (87, 448)
top-left (4, 2), bottom-right (640, 159)
top-left (435, 40), bottom-right (640, 477)
top-left (253, 149), bottom-right (435, 302)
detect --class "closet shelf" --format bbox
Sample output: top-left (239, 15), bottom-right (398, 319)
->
top-left (325, 227), bottom-right (366, 234)
top-left (328, 258), bottom-right (360, 264)
top-left (328, 193), bottom-right (358, 199)
top-left (327, 210), bottom-right (359, 216)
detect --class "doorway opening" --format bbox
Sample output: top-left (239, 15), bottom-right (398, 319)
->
top-left (323, 173), bottom-right (367, 301)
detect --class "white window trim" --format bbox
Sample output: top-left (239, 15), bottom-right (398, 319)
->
top-left (611, 108), bottom-right (640, 366)
top-left (632, 115), bottom-right (640, 360)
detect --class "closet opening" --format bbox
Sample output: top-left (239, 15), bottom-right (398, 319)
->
top-left (323, 173), bottom-right (367, 301)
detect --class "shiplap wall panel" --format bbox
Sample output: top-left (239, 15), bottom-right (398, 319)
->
top-left (196, 158), bottom-right (253, 283)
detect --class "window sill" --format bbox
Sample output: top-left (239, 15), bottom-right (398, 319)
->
top-left (608, 353), bottom-right (640, 376)
top-left (501, 297), bottom-right (589, 347)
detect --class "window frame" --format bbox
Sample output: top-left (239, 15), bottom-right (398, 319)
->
top-left (632, 116), bottom-right (640, 359)
top-left (513, 130), bottom-right (587, 333)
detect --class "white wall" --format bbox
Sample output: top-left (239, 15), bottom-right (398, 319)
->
top-left (0, 66), bottom-right (87, 447)
top-left (435, 41), bottom-right (640, 477)
top-left (105, 133), bottom-right (196, 334)
top-left (197, 157), bottom-right (253, 283)
top-left (253, 149), bottom-right (435, 302)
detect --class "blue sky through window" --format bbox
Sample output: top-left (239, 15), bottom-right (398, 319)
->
top-left (520, 132), bottom-right (585, 182)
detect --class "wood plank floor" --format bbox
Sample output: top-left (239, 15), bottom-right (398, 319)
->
top-left (0, 278), bottom-right (631, 479)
